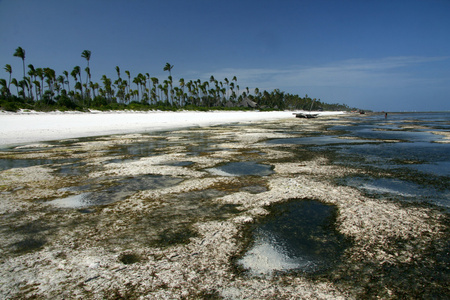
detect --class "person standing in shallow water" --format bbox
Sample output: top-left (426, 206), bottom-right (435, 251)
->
top-left (385, 112), bottom-right (388, 119)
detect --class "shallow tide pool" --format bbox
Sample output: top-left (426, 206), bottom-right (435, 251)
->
top-left (239, 199), bottom-right (349, 276)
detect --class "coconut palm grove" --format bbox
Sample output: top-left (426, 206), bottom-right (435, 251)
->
top-left (1, 47), bottom-right (357, 112)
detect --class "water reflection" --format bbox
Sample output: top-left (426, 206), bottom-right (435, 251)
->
top-left (340, 175), bottom-right (450, 210)
top-left (329, 124), bottom-right (443, 142)
top-left (207, 161), bottom-right (274, 177)
top-left (267, 135), bottom-right (378, 145)
top-left (239, 200), bottom-right (349, 276)
top-left (0, 157), bottom-right (77, 172)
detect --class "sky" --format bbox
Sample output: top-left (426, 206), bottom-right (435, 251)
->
top-left (1, 0), bottom-right (449, 112)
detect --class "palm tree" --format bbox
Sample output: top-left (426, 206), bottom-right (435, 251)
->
top-left (162, 83), bottom-right (169, 103)
top-left (63, 70), bottom-right (71, 93)
top-left (163, 63), bottom-right (174, 104)
top-left (215, 82), bottom-right (221, 104)
top-left (115, 66), bottom-right (121, 79)
top-left (163, 62), bottom-right (173, 77)
top-left (26, 74), bottom-right (34, 100)
top-left (151, 77), bottom-right (159, 103)
top-left (44, 67), bottom-right (56, 102)
top-left (0, 79), bottom-right (9, 97)
top-left (133, 75), bottom-right (141, 101)
top-left (11, 78), bottom-right (19, 96)
top-left (81, 50), bottom-right (91, 71)
top-left (114, 78), bottom-right (122, 100)
top-left (81, 50), bottom-right (91, 98)
top-left (89, 81), bottom-right (97, 98)
top-left (101, 75), bottom-right (113, 102)
top-left (36, 68), bottom-right (44, 100)
top-left (4, 64), bottom-right (12, 95)
top-left (84, 67), bottom-right (91, 98)
top-left (179, 78), bottom-right (185, 106)
top-left (28, 64), bottom-right (35, 76)
top-left (57, 75), bottom-right (65, 92)
top-left (13, 47), bottom-right (26, 80)
top-left (70, 68), bottom-right (79, 91)
top-left (125, 70), bottom-right (131, 96)
top-left (174, 87), bottom-right (183, 106)
top-left (74, 81), bottom-right (82, 98)
top-left (18, 79), bottom-right (28, 98)
top-left (168, 75), bottom-right (174, 105)
top-left (27, 64), bottom-right (36, 100)
top-left (122, 80), bottom-right (130, 103)
top-left (71, 66), bottom-right (83, 103)
top-left (138, 73), bottom-right (146, 100)
top-left (33, 80), bottom-right (41, 100)
top-left (76, 66), bottom-right (83, 97)
top-left (81, 50), bottom-right (91, 65)
top-left (114, 67), bottom-right (125, 103)
top-left (54, 81), bottom-right (61, 97)
top-left (224, 77), bottom-right (229, 100)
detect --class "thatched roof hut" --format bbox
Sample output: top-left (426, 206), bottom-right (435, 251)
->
top-left (239, 98), bottom-right (258, 108)
top-left (223, 101), bottom-right (235, 108)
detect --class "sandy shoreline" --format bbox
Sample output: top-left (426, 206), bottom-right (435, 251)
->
top-left (0, 110), bottom-right (344, 147)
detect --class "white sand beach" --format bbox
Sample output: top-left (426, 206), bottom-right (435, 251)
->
top-left (0, 110), bottom-right (344, 147)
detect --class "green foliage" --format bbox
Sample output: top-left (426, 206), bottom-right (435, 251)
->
top-left (0, 99), bottom-right (19, 112)
top-left (91, 95), bottom-right (109, 108)
top-left (0, 95), bottom-right (33, 111)
top-left (56, 95), bottom-right (79, 110)
top-left (128, 101), bottom-right (151, 111)
top-left (34, 99), bottom-right (56, 112)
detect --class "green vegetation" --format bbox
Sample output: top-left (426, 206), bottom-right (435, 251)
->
top-left (1, 47), bottom-right (357, 112)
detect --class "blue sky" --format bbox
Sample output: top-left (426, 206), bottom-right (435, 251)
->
top-left (1, 0), bottom-right (449, 111)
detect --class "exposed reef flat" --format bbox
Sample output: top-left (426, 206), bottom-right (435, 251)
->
top-left (0, 115), bottom-right (448, 299)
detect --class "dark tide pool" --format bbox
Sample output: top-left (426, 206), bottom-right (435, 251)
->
top-left (0, 157), bottom-right (79, 172)
top-left (238, 199), bottom-right (349, 276)
top-left (207, 161), bottom-right (274, 177)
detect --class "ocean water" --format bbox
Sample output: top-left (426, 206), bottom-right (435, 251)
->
top-left (326, 112), bottom-right (450, 210)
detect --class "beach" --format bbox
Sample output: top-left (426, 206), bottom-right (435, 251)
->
top-left (0, 111), bottom-right (448, 299)
top-left (0, 110), bottom-right (343, 147)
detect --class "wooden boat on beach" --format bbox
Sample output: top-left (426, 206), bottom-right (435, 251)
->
top-left (294, 99), bottom-right (319, 118)
top-left (295, 112), bottom-right (319, 118)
